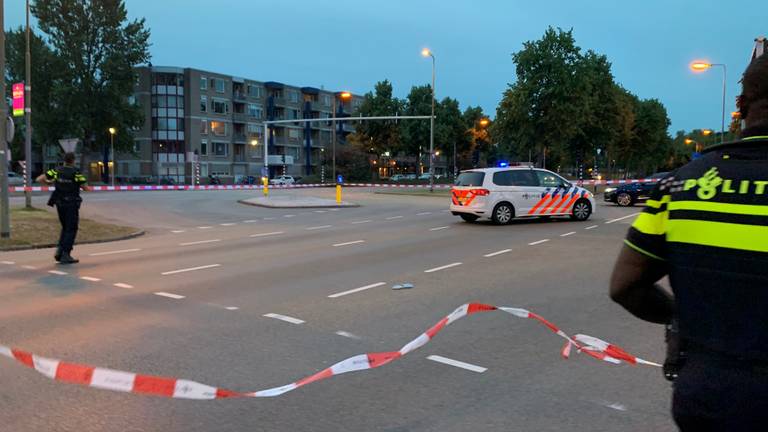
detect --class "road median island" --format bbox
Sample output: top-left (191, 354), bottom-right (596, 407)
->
top-left (0, 207), bottom-right (143, 251)
top-left (238, 196), bottom-right (359, 208)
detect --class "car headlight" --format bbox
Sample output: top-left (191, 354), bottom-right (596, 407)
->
top-left (604, 187), bottom-right (616, 193)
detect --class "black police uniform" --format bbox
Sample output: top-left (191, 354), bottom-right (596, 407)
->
top-left (45, 166), bottom-right (87, 259)
top-left (625, 135), bottom-right (768, 430)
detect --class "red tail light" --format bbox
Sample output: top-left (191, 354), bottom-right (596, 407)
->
top-left (470, 188), bottom-right (490, 196)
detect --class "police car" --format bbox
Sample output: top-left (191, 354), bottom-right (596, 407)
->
top-left (450, 166), bottom-right (595, 224)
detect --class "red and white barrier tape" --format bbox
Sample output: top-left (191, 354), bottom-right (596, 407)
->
top-left (7, 178), bottom-right (657, 193)
top-left (0, 303), bottom-right (659, 400)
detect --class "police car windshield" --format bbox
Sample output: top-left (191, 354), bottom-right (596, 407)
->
top-left (455, 172), bottom-right (485, 187)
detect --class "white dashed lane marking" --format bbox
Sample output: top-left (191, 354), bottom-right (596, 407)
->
top-left (314, 210), bottom-right (327, 214)
top-left (22, 265), bottom-right (37, 270)
top-left (197, 226), bottom-right (213, 229)
top-left (328, 282), bottom-right (386, 298)
top-left (225, 306), bottom-right (239, 311)
top-left (306, 225), bottom-right (332, 231)
top-left (154, 292), bottom-right (185, 300)
top-left (161, 264), bottom-right (221, 276)
top-left (528, 239), bottom-right (550, 246)
top-left (263, 313), bottom-right (305, 325)
top-left (429, 226), bottom-right (449, 231)
top-left (484, 249), bottom-right (511, 258)
top-left (416, 212), bottom-right (432, 216)
top-left (179, 239), bottom-right (221, 246)
top-left (171, 230), bottom-right (186, 234)
top-left (283, 215), bottom-right (296, 218)
top-left (48, 270), bottom-right (68, 276)
top-left (1, 261), bottom-right (15, 265)
top-left (560, 232), bottom-right (576, 237)
top-left (114, 283), bottom-right (134, 289)
top-left (386, 216), bottom-right (404, 220)
top-left (605, 213), bottom-right (640, 224)
top-left (333, 240), bottom-right (365, 247)
top-left (335, 331), bottom-right (361, 340)
top-left (80, 276), bottom-right (101, 282)
top-left (243, 220), bottom-right (258, 223)
top-left (351, 220), bottom-right (372, 225)
top-left (220, 223), bottom-right (237, 226)
top-left (427, 355), bottom-right (487, 373)
top-left (250, 231), bottom-right (284, 238)
top-left (89, 248), bottom-right (141, 256)
top-left (585, 225), bottom-right (598, 230)
top-left (424, 262), bottom-right (462, 273)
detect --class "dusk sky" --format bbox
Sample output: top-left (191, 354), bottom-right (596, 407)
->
top-left (5, 0), bottom-right (767, 133)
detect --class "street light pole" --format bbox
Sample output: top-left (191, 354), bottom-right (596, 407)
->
top-left (332, 97), bottom-right (337, 183)
top-left (108, 127), bottom-right (116, 187)
top-left (24, 0), bottom-right (31, 208)
top-left (1, 0), bottom-right (10, 238)
top-left (691, 61), bottom-right (727, 145)
top-left (422, 49), bottom-right (436, 192)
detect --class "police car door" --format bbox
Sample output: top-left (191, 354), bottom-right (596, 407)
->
top-left (529, 170), bottom-right (572, 216)
top-left (493, 169), bottom-right (541, 215)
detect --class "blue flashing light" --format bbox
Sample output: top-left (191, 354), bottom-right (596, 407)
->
top-left (499, 161), bottom-right (509, 168)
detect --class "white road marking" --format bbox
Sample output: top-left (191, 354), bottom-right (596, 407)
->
top-left (351, 220), bottom-right (372, 224)
top-left (605, 402), bottom-right (628, 412)
top-left (89, 248), bottom-right (141, 256)
top-left (48, 270), bottom-right (68, 276)
top-left (560, 232), bottom-right (576, 237)
top-left (335, 331), bottom-right (361, 340)
top-left (424, 262), bottom-right (462, 273)
top-left (386, 216), bottom-right (404, 220)
top-left (283, 214), bottom-right (296, 218)
top-left (263, 217), bottom-right (276, 220)
top-left (22, 265), bottom-right (37, 270)
top-left (484, 249), bottom-right (511, 258)
top-left (250, 231), bottom-right (284, 238)
top-left (427, 355), bottom-right (487, 373)
top-left (154, 292), bottom-right (185, 300)
top-left (243, 220), bottom-right (258, 223)
top-left (329, 208), bottom-right (340, 212)
top-left (605, 213), bottom-right (640, 224)
top-left (263, 313), bottom-right (305, 325)
top-left (225, 306), bottom-right (239, 311)
top-left (80, 276), bottom-right (101, 282)
top-left (220, 223), bottom-right (236, 226)
top-left (197, 226), bottom-right (213, 229)
top-left (416, 212), bottom-right (432, 216)
top-left (328, 282), bottom-right (386, 298)
top-left (430, 226), bottom-right (449, 231)
top-left (529, 239), bottom-right (550, 246)
top-left (585, 225), bottom-right (599, 230)
top-left (333, 240), bottom-right (365, 247)
top-left (171, 230), bottom-right (186, 234)
top-left (179, 239), bottom-right (221, 246)
top-left (314, 210), bottom-right (327, 214)
top-left (114, 283), bottom-right (134, 289)
top-left (161, 264), bottom-right (221, 276)
top-left (1, 261), bottom-right (15, 265)
top-left (306, 225), bottom-right (332, 231)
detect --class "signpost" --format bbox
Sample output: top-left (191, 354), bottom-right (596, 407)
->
top-left (12, 83), bottom-right (24, 117)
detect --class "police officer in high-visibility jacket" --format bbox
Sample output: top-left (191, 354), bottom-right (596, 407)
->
top-left (36, 152), bottom-right (90, 264)
top-left (609, 55), bottom-right (768, 430)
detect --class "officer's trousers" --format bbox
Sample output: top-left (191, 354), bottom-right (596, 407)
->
top-left (673, 351), bottom-right (768, 431)
top-left (56, 201), bottom-right (80, 253)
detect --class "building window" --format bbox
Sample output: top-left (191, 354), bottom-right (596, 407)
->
top-left (214, 142), bottom-right (228, 156)
top-left (210, 121), bottom-right (227, 136)
top-left (200, 119), bottom-right (208, 134)
top-left (200, 96), bottom-right (207, 113)
top-left (248, 85), bottom-right (262, 98)
top-left (211, 99), bottom-right (229, 114)
top-left (200, 140), bottom-right (208, 156)
top-left (128, 95), bottom-right (136, 106)
top-left (322, 94), bottom-right (331, 106)
top-left (288, 109), bottom-right (299, 120)
top-left (200, 76), bottom-right (207, 90)
top-left (133, 141), bottom-right (141, 153)
top-left (211, 78), bottom-right (225, 93)
top-left (287, 90), bottom-right (299, 103)
top-left (288, 128), bottom-right (300, 140)
top-left (247, 123), bottom-right (262, 136)
top-left (247, 103), bottom-right (263, 119)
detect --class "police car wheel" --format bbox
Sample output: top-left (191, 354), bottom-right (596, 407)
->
top-left (617, 192), bottom-right (634, 207)
top-left (492, 202), bottom-right (514, 225)
top-left (459, 214), bottom-right (479, 223)
top-left (570, 200), bottom-right (592, 221)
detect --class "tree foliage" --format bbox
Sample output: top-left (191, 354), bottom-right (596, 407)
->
top-left (353, 80), bottom-right (403, 155)
top-left (31, 0), bottom-right (151, 153)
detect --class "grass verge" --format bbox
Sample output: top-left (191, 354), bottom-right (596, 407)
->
top-left (0, 206), bottom-right (140, 250)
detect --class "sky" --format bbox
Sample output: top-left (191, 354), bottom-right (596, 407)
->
top-left (4, 0), bottom-right (767, 133)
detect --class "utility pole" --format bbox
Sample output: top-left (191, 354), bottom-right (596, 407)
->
top-left (1, 0), bottom-right (11, 238)
top-left (24, 0), bottom-right (31, 208)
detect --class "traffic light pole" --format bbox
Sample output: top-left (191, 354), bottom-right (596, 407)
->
top-left (0, 0), bottom-right (11, 238)
top-left (24, 0), bottom-right (31, 208)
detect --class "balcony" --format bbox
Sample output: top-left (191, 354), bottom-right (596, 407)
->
top-left (233, 112), bottom-right (247, 124)
top-left (267, 155), bottom-right (294, 165)
top-left (233, 91), bottom-right (247, 102)
top-left (233, 133), bottom-right (247, 143)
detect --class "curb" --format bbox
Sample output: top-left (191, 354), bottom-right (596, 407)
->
top-left (0, 230), bottom-right (145, 252)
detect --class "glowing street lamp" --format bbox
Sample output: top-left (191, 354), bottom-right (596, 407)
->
top-left (690, 60), bottom-right (727, 144)
top-left (332, 91), bottom-right (353, 182)
top-left (108, 127), bottom-right (117, 187)
top-left (422, 48), bottom-right (436, 191)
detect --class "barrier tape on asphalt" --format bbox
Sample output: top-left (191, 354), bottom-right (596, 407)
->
top-left (7, 178), bottom-right (657, 193)
top-left (0, 303), bottom-right (659, 400)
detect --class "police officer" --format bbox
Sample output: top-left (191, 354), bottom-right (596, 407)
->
top-left (609, 54), bottom-right (768, 430)
top-left (36, 152), bottom-right (89, 264)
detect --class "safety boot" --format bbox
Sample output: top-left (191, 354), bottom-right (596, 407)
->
top-left (58, 253), bottom-right (79, 265)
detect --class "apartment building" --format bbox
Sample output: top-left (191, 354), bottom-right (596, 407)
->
top-left (93, 66), bottom-right (363, 184)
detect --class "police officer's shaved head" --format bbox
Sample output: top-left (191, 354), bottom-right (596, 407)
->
top-left (740, 54), bottom-right (768, 133)
top-left (63, 152), bottom-right (76, 165)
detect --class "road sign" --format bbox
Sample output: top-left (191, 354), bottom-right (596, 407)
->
top-left (58, 138), bottom-right (79, 153)
top-left (12, 83), bottom-right (24, 117)
top-left (336, 174), bottom-right (343, 184)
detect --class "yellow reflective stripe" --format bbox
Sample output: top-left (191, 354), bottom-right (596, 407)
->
top-left (742, 135), bottom-right (768, 141)
top-left (646, 195), bottom-right (671, 209)
top-left (667, 219), bottom-right (768, 253)
top-left (46, 169), bottom-right (57, 179)
top-left (632, 211), bottom-right (668, 235)
top-left (74, 174), bottom-right (87, 182)
top-left (624, 240), bottom-right (665, 261)
top-left (668, 200), bottom-right (768, 216)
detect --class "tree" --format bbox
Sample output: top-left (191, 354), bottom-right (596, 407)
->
top-left (400, 85), bottom-right (432, 157)
top-left (4, 27), bottom-right (66, 162)
top-left (32, 0), bottom-right (151, 157)
top-left (434, 97), bottom-right (467, 173)
top-left (464, 106), bottom-right (490, 167)
top-left (336, 135), bottom-right (374, 182)
top-left (353, 80), bottom-right (403, 155)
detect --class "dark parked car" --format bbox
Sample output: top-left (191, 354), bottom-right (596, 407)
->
top-left (604, 172), bottom-right (668, 206)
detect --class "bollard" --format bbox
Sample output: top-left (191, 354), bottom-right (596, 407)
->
top-left (336, 184), bottom-right (342, 204)
top-left (262, 176), bottom-right (269, 198)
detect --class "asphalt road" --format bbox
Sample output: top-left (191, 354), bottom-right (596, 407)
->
top-left (0, 188), bottom-right (675, 431)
